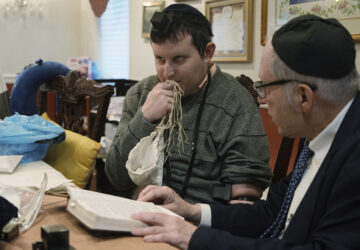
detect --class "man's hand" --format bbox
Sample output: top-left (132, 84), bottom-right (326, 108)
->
top-left (137, 185), bottom-right (201, 224)
top-left (142, 81), bottom-right (174, 123)
top-left (131, 212), bottom-right (197, 250)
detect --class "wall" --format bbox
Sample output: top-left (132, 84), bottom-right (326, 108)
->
top-left (1, 0), bottom-right (359, 83)
top-left (80, 0), bottom-right (99, 61)
top-left (130, 0), bottom-right (360, 82)
top-left (0, 0), bottom-right (98, 83)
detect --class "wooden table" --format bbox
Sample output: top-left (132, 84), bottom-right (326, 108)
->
top-left (2, 195), bottom-right (176, 250)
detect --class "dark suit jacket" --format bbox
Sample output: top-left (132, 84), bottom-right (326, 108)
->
top-left (189, 92), bottom-right (360, 250)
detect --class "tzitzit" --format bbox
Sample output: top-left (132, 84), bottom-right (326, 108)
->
top-left (156, 80), bottom-right (188, 157)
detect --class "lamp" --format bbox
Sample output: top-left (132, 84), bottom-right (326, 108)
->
top-left (2, 0), bottom-right (44, 20)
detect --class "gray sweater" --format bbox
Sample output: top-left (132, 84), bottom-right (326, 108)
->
top-left (105, 67), bottom-right (272, 204)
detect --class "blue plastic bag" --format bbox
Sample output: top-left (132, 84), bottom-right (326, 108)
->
top-left (0, 113), bottom-right (65, 163)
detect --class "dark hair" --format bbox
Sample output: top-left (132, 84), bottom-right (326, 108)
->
top-left (150, 10), bottom-right (213, 58)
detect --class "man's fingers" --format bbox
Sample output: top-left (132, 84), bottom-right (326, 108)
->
top-left (137, 186), bottom-right (169, 203)
top-left (131, 212), bottom-right (195, 250)
top-left (155, 81), bottom-right (173, 91)
top-left (131, 213), bottom-right (172, 236)
top-left (164, 89), bottom-right (174, 98)
top-left (143, 231), bottom-right (189, 250)
top-left (162, 81), bottom-right (174, 90)
top-left (138, 220), bottom-right (194, 250)
top-left (132, 212), bottom-right (169, 226)
top-left (137, 185), bottom-right (158, 200)
top-left (143, 233), bottom-right (169, 243)
top-left (137, 188), bottom-right (162, 202)
top-left (131, 225), bottom-right (164, 236)
top-left (137, 191), bottom-right (156, 202)
top-left (157, 94), bottom-right (173, 108)
top-left (142, 82), bottom-right (175, 123)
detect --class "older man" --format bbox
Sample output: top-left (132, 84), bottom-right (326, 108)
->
top-left (130, 14), bottom-right (360, 250)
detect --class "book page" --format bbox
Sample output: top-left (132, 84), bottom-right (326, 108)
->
top-left (67, 187), bottom-right (182, 231)
top-left (67, 187), bottom-right (180, 218)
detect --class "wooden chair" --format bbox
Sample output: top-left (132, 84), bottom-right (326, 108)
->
top-left (236, 74), bottom-right (259, 107)
top-left (39, 71), bottom-right (114, 141)
top-left (39, 70), bottom-right (114, 190)
top-left (236, 74), bottom-right (298, 184)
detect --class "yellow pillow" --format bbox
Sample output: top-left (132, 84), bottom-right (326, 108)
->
top-left (41, 113), bottom-right (101, 188)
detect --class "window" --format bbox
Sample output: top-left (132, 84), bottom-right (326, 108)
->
top-left (98, 0), bottom-right (129, 79)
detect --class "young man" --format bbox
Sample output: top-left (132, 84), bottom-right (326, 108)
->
top-left (130, 15), bottom-right (360, 249)
top-left (105, 4), bottom-right (272, 204)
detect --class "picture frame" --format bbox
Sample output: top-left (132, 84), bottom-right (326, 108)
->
top-left (205, 0), bottom-right (253, 62)
top-left (142, 1), bottom-right (165, 38)
top-left (261, 0), bottom-right (360, 45)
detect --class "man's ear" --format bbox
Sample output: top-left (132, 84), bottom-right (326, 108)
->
top-left (298, 84), bottom-right (314, 113)
top-left (204, 42), bottom-right (216, 63)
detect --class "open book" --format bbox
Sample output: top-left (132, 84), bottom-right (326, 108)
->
top-left (66, 187), bottom-right (182, 232)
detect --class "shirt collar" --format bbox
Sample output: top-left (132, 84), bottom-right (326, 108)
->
top-left (309, 98), bottom-right (354, 158)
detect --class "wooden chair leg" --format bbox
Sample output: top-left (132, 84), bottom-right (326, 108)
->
top-left (89, 168), bottom-right (97, 191)
top-left (86, 96), bottom-right (91, 138)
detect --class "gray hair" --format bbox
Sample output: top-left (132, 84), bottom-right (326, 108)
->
top-left (268, 45), bottom-right (359, 106)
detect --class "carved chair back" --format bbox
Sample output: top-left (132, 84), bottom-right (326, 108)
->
top-left (39, 71), bottom-right (114, 142)
top-left (236, 74), bottom-right (259, 107)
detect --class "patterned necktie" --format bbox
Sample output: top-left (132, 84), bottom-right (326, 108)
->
top-left (260, 145), bottom-right (314, 238)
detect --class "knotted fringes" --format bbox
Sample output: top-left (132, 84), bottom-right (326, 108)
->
top-left (156, 80), bottom-right (187, 158)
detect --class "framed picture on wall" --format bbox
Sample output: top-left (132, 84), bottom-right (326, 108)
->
top-left (142, 1), bottom-right (165, 38)
top-left (261, 0), bottom-right (360, 45)
top-left (205, 0), bottom-right (253, 62)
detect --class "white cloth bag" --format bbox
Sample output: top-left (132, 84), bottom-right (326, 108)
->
top-left (125, 129), bottom-right (164, 186)
top-left (125, 80), bottom-right (185, 187)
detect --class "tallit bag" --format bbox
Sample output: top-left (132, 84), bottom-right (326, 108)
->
top-left (125, 129), bottom-right (164, 186)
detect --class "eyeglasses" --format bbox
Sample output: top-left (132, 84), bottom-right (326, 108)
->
top-left (252, 80), bottom-right (317, 99)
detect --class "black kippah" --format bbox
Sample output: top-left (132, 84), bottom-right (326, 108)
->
top-left (272, 14), bottom-right (355, 79)
top-left (164, 3), bottom-right (203, 16)
top-left (151, 3), bottom-right (213, 37)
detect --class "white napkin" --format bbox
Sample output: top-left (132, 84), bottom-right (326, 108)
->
top-left (0, 155), bottom-right (23, 173)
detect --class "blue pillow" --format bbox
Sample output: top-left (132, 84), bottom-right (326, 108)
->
top-left (0, 113), bottom-right (66, 163)
top-left (10, 59), bottom-right (70, 115)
